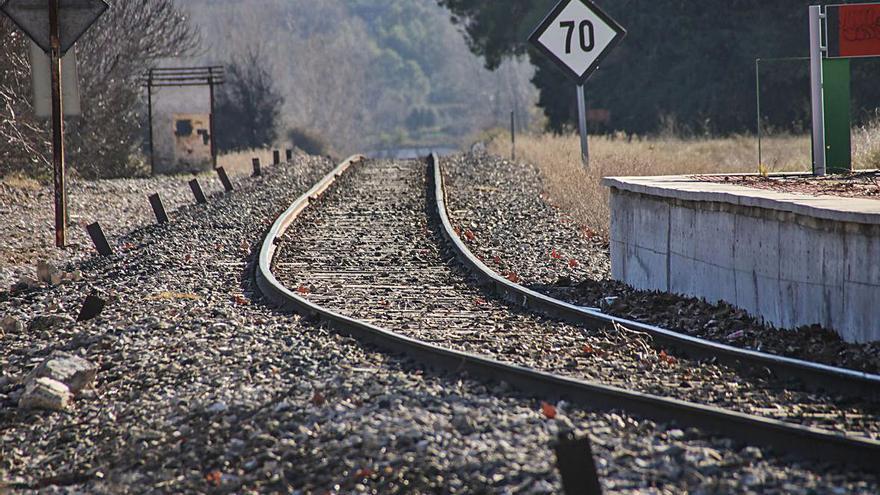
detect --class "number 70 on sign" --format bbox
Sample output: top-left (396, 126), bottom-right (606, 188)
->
top-left (529, 0), bottom-right (625, 84)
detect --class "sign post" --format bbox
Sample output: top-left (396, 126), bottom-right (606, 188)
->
top-left (576, 85), bottom-right (589, 165)
top-left (809, 5), bottom-right (827, 176)
top-left (0, 0), bottom-right (109, 247)
top-left (810, 2), bottom-right (880, 176)
top-left (48, 0), bottom-right (66, 248)
top-left (529, 0), bottom-right (625, 168)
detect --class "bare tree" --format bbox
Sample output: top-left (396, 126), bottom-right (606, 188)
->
top-left (0, 18), bottom-right (49, 176)
top-left (215, 44), bottom-right (284, 152)
top-left (0, 1), bottom-right (200, 178)
top-left (68, 0), bottom-right (201, 177)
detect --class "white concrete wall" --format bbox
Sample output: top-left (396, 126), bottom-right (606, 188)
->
top-left (609, 188), bottom-right (880, 343)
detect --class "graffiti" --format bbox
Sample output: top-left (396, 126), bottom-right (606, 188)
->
top-left (841, 7), bottom-right (880, 43)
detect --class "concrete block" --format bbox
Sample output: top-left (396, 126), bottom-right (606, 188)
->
top-left (733, 214), bottom-right (782, 325)
top-left (845, 228), bottom-right (880, 287)
top-left (608, 177), bottom-right (880, 342)
top-left (777, 221), bottom-right (845, 329)
top-left (843, 281), bottom-right (880, 343)
top-left (631, 195), bottom-right (669, 256)
top-left (669, 206), bottom-right (737, 303)
top-left (610, 192), bottom-right (669, 291)
top-left (628, 244), bottom-right (668, 292)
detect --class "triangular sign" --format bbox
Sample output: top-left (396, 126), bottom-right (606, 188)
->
top-left (0, 0), bottom-right (109, 55)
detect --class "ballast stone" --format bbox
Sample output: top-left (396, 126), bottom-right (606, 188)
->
top-left (1, 315), bottom-right (24, 334)
top-left (26, 353), bottom-right (98, 394)
top-left (29, 314), bottom-right (76, 332)
top-left (37, 261), bottom-right (62, 285)
top-left (19, 377), bottom-right (72, 411)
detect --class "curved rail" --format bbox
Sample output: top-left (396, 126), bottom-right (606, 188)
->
top-left (256, 156), bottom-right (880, 471)
top-left (430, 153), bottom-right (880, 399)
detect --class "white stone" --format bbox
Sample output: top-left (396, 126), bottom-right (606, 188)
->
top-left (18, 377), bottom-right (71, 411)
top-left (26, 353), bottom-right (98, 394)
top-left (36, 261), bottom-right (62, 285)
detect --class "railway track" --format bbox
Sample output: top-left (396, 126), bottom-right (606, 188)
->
top-left (432, 154), bottom-right (880, 398)
top-left (257, 156), bottom-right (880, 470)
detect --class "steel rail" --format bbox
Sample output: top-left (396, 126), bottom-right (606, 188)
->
top-left (256, 156), bottom-right (880, 471)
top-left (430, 154), bottom-right (880, 399)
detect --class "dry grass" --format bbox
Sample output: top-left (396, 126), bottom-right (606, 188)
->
top-left (0, 172), bottom-right (42, 190)
top-left (491, 128), bottom-right (880, 235)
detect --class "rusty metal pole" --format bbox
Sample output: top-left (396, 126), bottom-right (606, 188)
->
top-left (48, 0), bottom-right (66, 248)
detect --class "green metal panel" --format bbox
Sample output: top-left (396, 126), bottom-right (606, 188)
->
top-left (822, 58), bottom-right (852, 174)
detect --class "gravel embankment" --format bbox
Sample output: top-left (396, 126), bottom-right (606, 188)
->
top-left (0, 161), bottom-right (278, 291)
top-left (0, 174), bottom-right (221, 291)
top-left (441, 153), bottom-right (880, 374)
top-left (1, 156), bottom-right (840, 494)
top-left (272, 158), bottom-right (879, 491)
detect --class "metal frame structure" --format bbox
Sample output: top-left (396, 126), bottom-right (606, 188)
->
top-left (754, 56), bottom-right (809, 171)
top-left (142, 66), bottom-right (225, 174)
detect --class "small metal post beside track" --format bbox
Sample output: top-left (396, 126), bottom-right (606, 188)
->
top-left (189, 179), bottom-right (208, 204)
top-left (148, 193), bottom-right (169, 224)
top-left (810, 5), bottom-right (827, 176)
top-left (554, 431), bottom-right (602, 495)
top-left (252, 158), bottom-right (262, 177)
top-left (510, 110), bottom-right (516, 161)
top-left (86, 222), bottom-right (113, 256)
top-left (216, 167), bottom-right (234, 192)
top-left (286, 149), bottom-right (293, 161)
top-left (273, 150), bottom-right (281, 166)
top-left (77, 294), bottom-right (106, 322)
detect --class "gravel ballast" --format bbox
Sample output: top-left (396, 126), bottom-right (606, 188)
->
top-left (272, 158), bottom-right (879, 491)
top-left (441, 153), bottom-right (880, 374)
top-left (0, 156), bottom-right (876, 492)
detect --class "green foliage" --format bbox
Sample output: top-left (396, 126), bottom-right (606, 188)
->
top-left (440, 0), bottom-right (880, 135)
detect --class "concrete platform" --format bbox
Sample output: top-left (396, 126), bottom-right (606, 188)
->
top-left (603, 175), bottom-right (880, 343)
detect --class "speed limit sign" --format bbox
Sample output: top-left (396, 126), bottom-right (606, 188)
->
top-left (528, 0), bottom-right (625, 167)
top-left (529, 0), bottom-right (625, 84)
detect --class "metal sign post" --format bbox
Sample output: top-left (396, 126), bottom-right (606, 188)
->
top-left (577, 85), bottom-right (589, 166)
top-left (809, 5), bottom-right (827, 176)
top-left (1, 0), bottom-right (109, 248)
top-left (529, 0), bottom-right (625, 169)
top-left (49, 0), bottom-right (66, 247)
top-left (809, 2), bottom-right (880, 176)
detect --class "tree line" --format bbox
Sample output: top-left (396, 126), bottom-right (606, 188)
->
top-left (439, 0), bottom-right (880, 135)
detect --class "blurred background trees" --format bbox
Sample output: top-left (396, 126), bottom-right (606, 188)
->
top-left (7, 0), bottom-right (876, 179)
top-left (180, 0), bottom-right (538, 156)
top-left (214, 45), bottom-right (284, 153)
top-left (440, 0), bottom-right (880, 136)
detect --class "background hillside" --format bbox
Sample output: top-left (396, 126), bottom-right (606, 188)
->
top-left (180, 0), bottom-right (538, 154)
